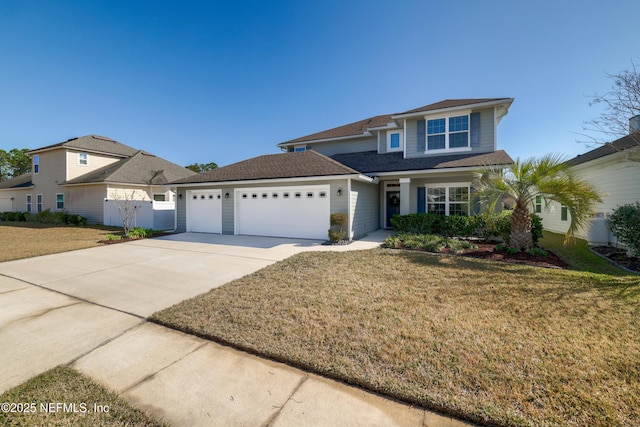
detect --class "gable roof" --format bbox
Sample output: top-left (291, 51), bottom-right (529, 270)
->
top-left (171, 150), bottom-right (362, 185)
top-left (394, 98), bottom-right (512, 116)
top-left (0, 173), bottom-right (33, 190)
top-left (62, 151), bottom-right (196, 186)
top-left (29, 135), bottom-right (138, 157)
top-left (566, 132), bottom-right (640, 167)
top-left (330, 150), bottom-right (514, 174)
top-left (278, 98), bottom-right (513, 146)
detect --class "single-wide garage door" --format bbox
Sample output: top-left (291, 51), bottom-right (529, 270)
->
top-left (235, 185), bottom-right (330, 239)
top-left (186, 189), bottom-right (222, 233)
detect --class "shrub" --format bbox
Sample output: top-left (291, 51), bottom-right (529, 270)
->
top-left (0, 210), bottom-right (87, 225)
top-left (608, 202), bottom-right (640, 256)
top-left (106, 233), bottom-right (122, 241)
top-left (382, 233), bottom-right (477, 253)
top-left (528, 247), bottom-right (549, 257)
top-left (328, 212), bottom-right (348, 243)
top-left (126, 227), bottom-right (154, 239)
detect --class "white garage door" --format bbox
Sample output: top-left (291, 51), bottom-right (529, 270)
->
top-left (235, 185), bottom-right (330, 239)
top-left (186, 190), bottom-right (222, 233)
top-left (0, 198), bottom-right (13, 212)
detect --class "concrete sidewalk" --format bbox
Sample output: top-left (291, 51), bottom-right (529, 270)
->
top-left (0, 230), bottom-right (473, 426)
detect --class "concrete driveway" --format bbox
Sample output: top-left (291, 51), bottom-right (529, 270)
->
top-left (0, 230), bottom-right (470, 426)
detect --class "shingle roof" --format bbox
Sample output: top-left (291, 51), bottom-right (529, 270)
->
top-left (281, 114), bottom-right (394, 144)
top-left (171, 150), bottom-right (362, 184)
top-left (29, 135), bottom-right (138, 157)
top-left (0, 173), bottom-right (33, 189)
top-left (278, 99), bottom-right (512, 146)
top-left (62, 151), bottom-right (196, 185)
top-left (330, 150), bottom-right (513, 174)
top-left (396, 98), bottom-right (512, 115)
top-left (566, 132), bottom-right (640, 167)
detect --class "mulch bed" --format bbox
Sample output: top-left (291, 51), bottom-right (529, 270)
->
top-left (450, 242), bottom-right (569, 269)
top-left (590, 246), bottom-right (640, 273)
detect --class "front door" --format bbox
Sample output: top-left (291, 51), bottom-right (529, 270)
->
top-left (386, 191), bottom-right (400, 228)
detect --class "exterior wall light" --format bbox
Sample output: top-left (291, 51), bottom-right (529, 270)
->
top-left (337, 189), bottom-right (342, 196)
top-left (225, 192), bottom-right (230, 198)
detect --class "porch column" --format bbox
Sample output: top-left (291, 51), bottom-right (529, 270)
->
top-left (399, 178), bottom-right (411, 216)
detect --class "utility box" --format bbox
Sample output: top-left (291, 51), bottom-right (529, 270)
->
top-left (587, 215), bottom-right (609, 246)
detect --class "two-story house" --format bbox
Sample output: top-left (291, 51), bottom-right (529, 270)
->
top-left (0, 134), bottom-right (196, 225)
top-left (171, 98), bottom-right (514, 240)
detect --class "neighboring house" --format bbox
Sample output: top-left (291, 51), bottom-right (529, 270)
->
top-left (538, 119), bottom-right (640, 244)
top-left (0, 135), bottom-right (196, 227)
top-left (171, 98), bottom-right (514, 240)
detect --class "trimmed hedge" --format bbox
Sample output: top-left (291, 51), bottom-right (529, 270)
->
top-left (390, 211), bottom-right (543, 244)
top-left (0, 209), bottom-right (87, 226)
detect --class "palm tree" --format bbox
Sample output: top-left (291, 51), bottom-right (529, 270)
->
top-left (474, 154), bottom-right (602, 251)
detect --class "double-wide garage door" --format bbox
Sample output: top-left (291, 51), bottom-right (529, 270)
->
top-left (235, 185), bottom-right (330, 240)
top-left (186, 190), bottom-right (222, 233)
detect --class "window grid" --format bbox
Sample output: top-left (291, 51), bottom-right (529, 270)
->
top-left (426, 115), bottom-right (469, 151)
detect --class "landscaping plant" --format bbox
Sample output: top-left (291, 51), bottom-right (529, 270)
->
top-left (474, 154), bottom-right (602, 251)
top-left (608, 202), bottom-right (640, 256)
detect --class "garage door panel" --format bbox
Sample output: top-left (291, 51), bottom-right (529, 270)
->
top-left (235, 186), bottom-right (330, 240)
top-left (187, 190), bottom-right (222, 233)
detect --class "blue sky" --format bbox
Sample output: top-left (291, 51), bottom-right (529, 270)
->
top-left (1, 0), bottom-right (639, 168)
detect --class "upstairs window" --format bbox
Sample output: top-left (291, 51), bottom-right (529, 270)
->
top-left (426, 115), bottom-right (470, 151)
top-left (535, 196), bottom-right (542, 213)
top-left (294, 146), bottom-right (307, 152)
top-left (78, 153), bottom-right (88, 165)
top-left (33, 155), bottom-right (40, 174)
top-left (387, 131), bottom-right (403, 152)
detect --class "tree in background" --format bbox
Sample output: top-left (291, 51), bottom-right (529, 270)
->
top-left (186, 162), bottom-right (218, 173)
top-left (474, 154), bottom-right (602, 251)
top-left (0, 148), bottom-right (31, 181)
top-left (583, 59), bottom-right (640, 146)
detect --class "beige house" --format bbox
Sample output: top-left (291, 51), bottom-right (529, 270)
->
top-left (0, 135), bottom-right (196, 225)
top-left (538, 123), bottom-right (640, 244)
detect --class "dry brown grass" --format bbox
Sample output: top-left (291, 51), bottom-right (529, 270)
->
top-left (0, 366), bottom-right (165, 426)
top-left (0, 223), bottom-right (116, 262)
top-left (152, 249), bottom-right (640, 427)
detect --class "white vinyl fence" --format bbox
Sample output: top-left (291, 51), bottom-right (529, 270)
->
top-left (103, 199), bottom-right (175, 230)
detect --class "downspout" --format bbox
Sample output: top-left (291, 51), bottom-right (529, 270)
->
top-left (347, 178), bottom-right (353, 240)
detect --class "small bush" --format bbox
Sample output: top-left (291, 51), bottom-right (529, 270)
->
top-left (328, 212), bottom-right (348, 243)
top-left (495, 243), bottom-right (518, 254)
top-left (0, 210), bottom-right (87, 226)
top-left (126, 227), bottom-right (154, 239)
top-left (528, 247), bottom-right (548, 257)
top-left (608, 202), bottom-right (640, 256)
top-left (382, 233), bottom-right (477, 253)
top-left (106, 233), bottom-right (122, 241)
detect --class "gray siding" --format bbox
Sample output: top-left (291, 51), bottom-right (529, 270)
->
top-left (311, 136), bottom-right (377, 156)
top-left (176, 179), bottom-right (350, 236)
top-left (350, 180), bottom-right (380, 238)
top-left (405, 107), bottom-right (495, 158)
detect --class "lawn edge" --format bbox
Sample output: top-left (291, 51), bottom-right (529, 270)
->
top-left (147, 316), bottom-right (491, 427)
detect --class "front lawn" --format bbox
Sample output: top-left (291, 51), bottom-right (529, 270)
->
top-left (0, 366), bottom-right (165, 426)
top-left (152, 249), bottom-right (640, 426)
top-left (0, 222), bottom-right (119, 262)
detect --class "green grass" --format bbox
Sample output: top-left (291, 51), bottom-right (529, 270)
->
top-left (0, 366), bottom-right (165, 426)
top-left (152, 249), bottom-right (640, 426)
top-left (539, 231), bottom-right (631, 275)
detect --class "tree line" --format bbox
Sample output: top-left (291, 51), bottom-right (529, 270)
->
top-left (0, 148), bottom-right (30, 181)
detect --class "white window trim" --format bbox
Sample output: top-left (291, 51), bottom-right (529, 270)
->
top-left (78, 152), bottom-right (88, 166)
top-left (36, 194), bottom-right (43, 212)
top-left (26, 194), bottom-right (32, 213)
top-left (33, 155), bottom-right (40, 174)
top-left (424, 110), bottom-right (472, 154)
top-left (387, 130), bottom-right (403, 152)
top-left (56, 193), bottom-right (64, 210)
top-left (425, 183), bottom-right (471, 216)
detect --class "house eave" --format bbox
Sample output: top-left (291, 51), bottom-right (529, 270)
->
top-left (170, 173), bottom-right (373, 188)
top-left (0, 185), bottom-right (34, 191)
top-left (28, 145), bottom-right (130, 159)
top-left (371, 163), bottom-right (513, 177)
top-left (391, 98), bottom-right (514, 120)
top-left (278, 132), bottom-right (372, 148)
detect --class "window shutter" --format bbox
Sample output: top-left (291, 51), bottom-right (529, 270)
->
top-left (417, 119), bottom-right (426, 151)
top-left (417, 187), bottom-right (426, 213)
top-left (470, 112), bottom-right (480, 147)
